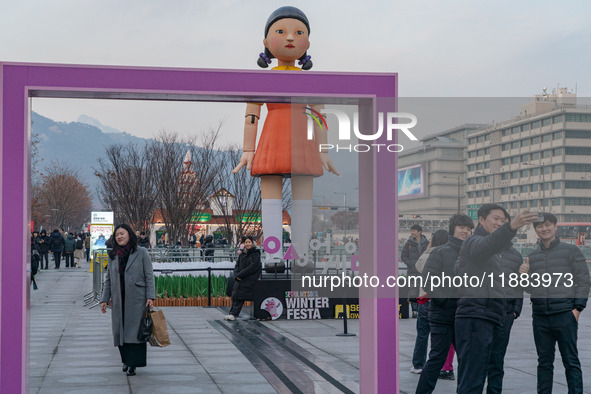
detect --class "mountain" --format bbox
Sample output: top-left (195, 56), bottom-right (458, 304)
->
top-left (77, 114), bottom-right (124, 134)
top-left (32, 112), bottom-right (149, 206)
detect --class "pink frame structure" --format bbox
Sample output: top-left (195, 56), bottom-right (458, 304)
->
top-left (0, 62), bottom-right (398, 393)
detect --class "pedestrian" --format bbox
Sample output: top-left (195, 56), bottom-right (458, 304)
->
top-left (100, 224), bottom-right (155, 376)
top-left (486, 212), bottom-right (526, 394)
top-left (401, 224), bottom-right (429, 318)
top-left (37, 230), bottom-right (51, 269)
top-left (411, 229), bottom-right (449, 376)
top-left (137, 232), bottom-right (151, 249)
top-left (224, 236), bottom-right (262, 321)
top-left (49, 229), bottom-right (65, 269)
top-left (454, 205), bottom-right (537, 393)
top-left (63, 232), bottom-right (76, 268)
top-left (415, 214), bottom-right (474, 393)
top-left (523, 212), bottom-right (590, 393)
top-left (85, 232), bottom-right (91, 261)
top-left (189, 232), bottom-right (197, 248)
top-left (202, 234), bottom-right (215, 262)
top-left (74, 233), bottom-right (85, 268)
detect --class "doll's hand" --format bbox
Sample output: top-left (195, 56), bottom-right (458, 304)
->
top-left (232, 152), bottom-right (255, 173)
top-left (319, 153), bottom-right (340, 176)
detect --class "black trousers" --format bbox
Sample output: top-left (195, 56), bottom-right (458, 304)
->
top-left (39, 252), bottom-right (49, 269)
top-left (64, 252), bottom-right (74, 267)
top-left (455, 317), bottom-right (495, 394)
top-left (53, 252), bottom-right (61, 268)
top-left (416, 322), bottom-right (455, 394)
top-left (118, 343), bottom-right (147, 368)
top-left (229, 299), bottom-right (245, 317)
top-left (533, 310), bottom-right (582, 394)
top-left (486, 312), bottom-right (515, 394)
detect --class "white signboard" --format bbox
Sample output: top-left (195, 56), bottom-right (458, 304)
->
top-left (91, 211), bottom-right (114, 225)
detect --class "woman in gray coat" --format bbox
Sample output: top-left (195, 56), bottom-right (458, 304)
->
top-left (100, 224), bottom-right (155, 376)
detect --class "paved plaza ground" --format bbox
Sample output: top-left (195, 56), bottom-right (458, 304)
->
top-left (28, 261), bottom-right (591, 393)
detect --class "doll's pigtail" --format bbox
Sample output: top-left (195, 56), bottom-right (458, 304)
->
top-left (298, 53), bottom-right (313, 70)
top-left (258, 51), bottom-right (272, 68)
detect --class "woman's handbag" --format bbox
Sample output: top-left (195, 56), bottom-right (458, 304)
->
top-left (137, 306), bottom-right (153, 342)
top-left (148, 308), bottom-right (171, 347)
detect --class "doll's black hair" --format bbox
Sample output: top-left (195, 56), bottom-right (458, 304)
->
top-left (257, 6), bottom-right (313, 70)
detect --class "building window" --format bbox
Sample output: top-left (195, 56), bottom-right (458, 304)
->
top-left (501, 188), bottom-right (509, 195)
top-left (553, 115), bottom-right (563, 124)
top-left (565, 130), bottom-right (591, 139)
top-left (520, 201), bottom-right (528, 208)
top-left (565, 197), bottom-right (591, 206)
top-left (485, 176), bottom-right (491, 183)
top-left (476, 163), bottom-right (484, 170)
top-left (511, 171), bottom-right (519, 179)
top-left (565, 180), bottom-right (591, 189)
top-left (566, 113), bottom-right (591, 122)
top-left (542, 118), bottom-right (552, 127)
top-left (485, 162), bottom-right (490, 169)
top-left (485, 148), bottom-right (490, 155)
top-left (521, 123), bottom-right (530, 131)
top-left (521, 138), bottom-right (530, 147)
top-left (510, 201), bottom-right (518, 209)
top-left (552, 181), bottom-right (562, 189)
top-left (552, 131), bottom-right (562, 140)
top-left (520, 185), bottom-right (528, 193)
top-left (502, 158), bottom-right (510, 166)
top-left (543, 166), bottom-right (551, 174)
top-left (468, 151), bottom-right (477, 158)
top-left (551, 198), bottom-right (561, 206)
top-left (521, 169), bottom-right (529, 177)
top-left (511, 186), bottom-right (519, 194)
top-left (565, 147), bottom-right (591, 155)
top-left (468, 178), bottom-right (475, 185)
top-left (484, 190), bottom-right (490, 197)
top-left (485, 134), bottom-right (491, 141)
top-left (543, 183), bottom-right (551, 191)
top-left (541, 134), bottom-right (551, 143)
top-left (531, 152), bottom-right (540, 160)
top-left (477, 135), bottom-right (485, 143)
top-left (530, 200), bottom-right (539, 207)
top-left (531, 184), bottom-right (539, 192)
top-left (532, 120), bottom-right (541, 129)
top-left (511, 156), bottom-right (519, 164)
top-left (502, 143), bottom-right (510, 151)
top-left (542, 199), bottom-right (550, 207)
top-left (469, 137), bottom-right (476, 145)
top-left (531, 136), bottom-right (540, 144)
top-left (521, 154), bottom-right (529, 162)
top-left (565, 163), bottom-right (591, 172)
top-left (468, 192), bottom-right (474, 198)
top-left (468, 164), bottom-right (475, 172)
top-left (476, 191), bottom-right (483, 197)
top-left (553, 165), bottom-right (562, 173)
top-left (531, 168), bottom-right (540, 176)
top-left (542, 150), bottom-right (551, 159)
top-left (511, 141), bottom-right (520, 149)
top-left (553, 148), bottom-right (562, 157)
top-left (512, 126), bottom-right (520, 134)
top-left (501, 173), bottom-right (510, 180)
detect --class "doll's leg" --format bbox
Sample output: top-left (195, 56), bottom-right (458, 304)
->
top-left (291, 176), bottom-right (314, 270)
top-left (261, 176), bottom-right (284, 262)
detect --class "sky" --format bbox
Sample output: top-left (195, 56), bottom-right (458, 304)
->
top-left (2, 0), bottom-right (591, 146)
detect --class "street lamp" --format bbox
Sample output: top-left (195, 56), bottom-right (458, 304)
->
top-left (442, 176), bottom-right (461, 214)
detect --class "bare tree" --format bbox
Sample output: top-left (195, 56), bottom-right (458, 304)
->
top-left (152, 127), bottom-right (222, 246)
top-left (95, 143), bottom-right (159, 232)
top-left (330, 210), bottom-right (359, 231)
top-left (33, 162), bottom-right (92, 231)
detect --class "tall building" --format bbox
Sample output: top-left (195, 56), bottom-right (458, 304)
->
top-left (465, 88), bottom-right (591, 223)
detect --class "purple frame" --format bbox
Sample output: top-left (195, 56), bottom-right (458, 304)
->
top-left (0, 62), bottom-right (398, 393)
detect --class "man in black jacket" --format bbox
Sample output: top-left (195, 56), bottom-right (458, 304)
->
top-left (401, 224), bottom-right (429, 317)
top-left (416, 214), bottom-right (474, 394)
top-left (49, 229), bottom-right (65, 269)
top-left (524, 212), bottom-right (590, 393)
top-left (36, 230), bottom-right (51, 269)
top-left (455, 204), bottom-right (537, 393)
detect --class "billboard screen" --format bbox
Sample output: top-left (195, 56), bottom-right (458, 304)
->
top-left (398, 164), bottom-right (426, 200)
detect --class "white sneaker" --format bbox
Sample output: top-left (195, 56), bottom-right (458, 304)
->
top-left (410, 367), bottom-right (422, 374)
top-left (224, 314), bottom-right (236, 321)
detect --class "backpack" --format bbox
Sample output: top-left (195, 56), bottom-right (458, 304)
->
top-left (76, 239), bottom-right (84, 250)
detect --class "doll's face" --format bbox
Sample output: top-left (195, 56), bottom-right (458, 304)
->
top-left (264, 18), bottom-right (310, 63)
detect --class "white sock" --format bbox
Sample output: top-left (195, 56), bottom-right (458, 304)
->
top-left (291, 199), bottom-right (313, 265)
top-left (261, 199), bottom-right (283, 262)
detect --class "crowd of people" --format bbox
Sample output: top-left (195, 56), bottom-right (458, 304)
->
top-left (402, 204), bottom-right (590, 394)
top-left (31, 229), bottom-right (90, 269)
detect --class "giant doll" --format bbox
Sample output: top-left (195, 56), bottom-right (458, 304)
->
top-left (232, 6), bottom-right (339, 267)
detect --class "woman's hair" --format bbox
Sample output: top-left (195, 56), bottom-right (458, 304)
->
top-left (240, 235), bottom-right (247, 243)
top-left (108, 223), bottom-right (138, 259)
top-left (257, 6), bottom-right (313, 70)
top-left (430, 229), bottom-right (449, 248)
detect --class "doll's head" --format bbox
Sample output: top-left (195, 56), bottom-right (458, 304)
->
top-left (257, 6), bottom-right (313, 70)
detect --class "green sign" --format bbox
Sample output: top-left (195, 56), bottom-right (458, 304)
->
top-left (191, 212), bottom-right (211, 222)
top-left (235, 212), bottom-right (262, 223)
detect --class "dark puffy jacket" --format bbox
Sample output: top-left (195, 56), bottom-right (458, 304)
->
top-left (422, 236), bottom-right (462, 325)
top-left (401, 235), bottom-right (429, 276)
top-left (49, 231), bottom-right (65, 253)
top-left (455, 223), bottom-right (517, 325)
top-left (36, 234), bottom-right (51, 253)
top-left (202, 235), bottom-right (215, 257)
top-left (138, 236), bottom-right (151, 248)
top-left (527, 237), bottom-right (590, 315)
top-left (233, 247), bottom-right (262, 300)
top-left (64, 234), bottom-right (76, 252)
top-left (499, 245), bottom-right (524, 318)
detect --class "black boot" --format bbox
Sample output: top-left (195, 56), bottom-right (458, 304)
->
top-left (127, 367), bottom-right (136, 376)
top-left (122, 364), bottom-right (128, 372)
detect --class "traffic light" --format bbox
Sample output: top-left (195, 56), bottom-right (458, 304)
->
top-left (413, 214), bottom-right (421, 218)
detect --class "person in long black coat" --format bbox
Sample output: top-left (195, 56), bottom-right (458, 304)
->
top-left (224, 236), bottom-right (261, 321)
top-left (49, 229), bottom-right (65, 269)
top-left (36, 230), bottom-right (51, 269)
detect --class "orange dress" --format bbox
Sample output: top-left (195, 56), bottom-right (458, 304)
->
top-left (250, 67), bottom-right (323, 178)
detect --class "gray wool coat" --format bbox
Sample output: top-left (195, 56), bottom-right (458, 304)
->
top-left (100, 247), bottom-right (155, 346)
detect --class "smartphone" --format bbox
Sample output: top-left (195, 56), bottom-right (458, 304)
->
top-left (533, 212), bottom-right (545, 222)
